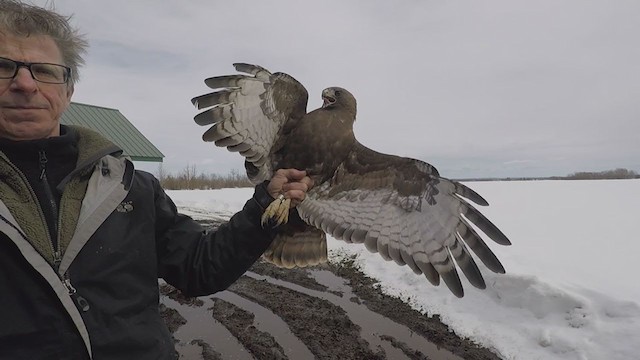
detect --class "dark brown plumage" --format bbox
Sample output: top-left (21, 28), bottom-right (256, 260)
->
top-left (191, 63), bottom-right (511, 297)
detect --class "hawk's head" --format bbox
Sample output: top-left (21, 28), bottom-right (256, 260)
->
top-left (322, 87), bottom-right (357, 117)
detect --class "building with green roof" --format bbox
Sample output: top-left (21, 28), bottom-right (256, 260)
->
top-left (60, 102), bottom-right (164, 162)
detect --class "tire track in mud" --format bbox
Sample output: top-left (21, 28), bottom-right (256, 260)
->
top-left (159, 220), bottom-right (501, 359)
top-left (238, 271), bottom-right (447, 359)
top-left (160, 261), bottom-right (500, 359)
top-left (211, 292), bottom-right (314, 359)
top-left (160, 288), bottom-right (249, 359)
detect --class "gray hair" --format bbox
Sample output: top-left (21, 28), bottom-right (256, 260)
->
top-left (0, 0), bottom-right (88, 85)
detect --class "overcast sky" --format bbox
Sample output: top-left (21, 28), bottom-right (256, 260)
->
top-left (34, 0), bottom-right (640, 179)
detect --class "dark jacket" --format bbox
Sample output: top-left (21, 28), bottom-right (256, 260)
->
top-left (0, 126), bottom-right (277, 359)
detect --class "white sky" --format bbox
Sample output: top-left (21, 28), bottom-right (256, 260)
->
top-left (169, 179), bottom-right (640, 360)
top-left (36, 0), bottom-right (640, 179)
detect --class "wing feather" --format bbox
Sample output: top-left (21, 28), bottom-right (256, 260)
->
top-left (414, 253), bottom-right (441, 286)
top-left (463, 205), bottom-right (511, 245)
top-left (450, 234), bottom-right (486, 289)
top-left (454, 182), bottom-right (489, 206)
top-left (457, 220), bottom-right (506, 273)
top-left (191, 63), bottom-right (309, 183)
top-left (297, 142), bottom-right (510, 297)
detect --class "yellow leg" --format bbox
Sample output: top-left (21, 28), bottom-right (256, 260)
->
top-left (261, 195), bottom-right (291, 227)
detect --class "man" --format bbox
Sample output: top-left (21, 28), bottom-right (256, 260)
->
top-left (0, 1), bottom-right (312, 359)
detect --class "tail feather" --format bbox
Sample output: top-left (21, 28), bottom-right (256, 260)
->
top-left (263, 220), bottom-right (327, 269)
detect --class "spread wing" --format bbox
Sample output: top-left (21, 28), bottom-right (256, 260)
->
top-left (297, 142), bottom-right (511, 297)
top-left (191, 63), bottom-right (309, 183)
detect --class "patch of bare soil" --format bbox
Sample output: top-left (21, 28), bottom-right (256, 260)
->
top-left (159, 221), bottom-right (502, 360)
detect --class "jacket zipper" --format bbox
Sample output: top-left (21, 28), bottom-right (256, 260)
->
top-left (38, 150), bottom-right (61, 267)
top-left (39, 150), bottom-right (90, 312)
top-left (63, 275), bottom-right (90, 311)
top-left (0, 154), bottom-right (57, 265)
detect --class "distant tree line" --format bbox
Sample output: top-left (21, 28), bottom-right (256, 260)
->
top-left (555, 168), bottom-right (639, 180)
top-left (157, 165), bottom-right (639, 189)
top-left (459, 168), bottom-right (640, 182)
top-left (157, 164), bottom-right (252, 190)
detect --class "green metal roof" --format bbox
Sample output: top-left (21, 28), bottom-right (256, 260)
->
top-left (60, 102), bottom-right (164, 162)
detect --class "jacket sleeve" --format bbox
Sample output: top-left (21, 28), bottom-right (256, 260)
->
top-left (154, 180), bottom-right (278, 296)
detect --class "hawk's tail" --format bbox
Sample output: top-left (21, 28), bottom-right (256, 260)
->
top-left (263, 224), bottom-right (328, 269)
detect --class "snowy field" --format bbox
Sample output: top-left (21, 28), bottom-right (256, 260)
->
top-left (167, 179), bottom-right (640, 360)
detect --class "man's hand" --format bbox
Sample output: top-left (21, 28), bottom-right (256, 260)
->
top-left (266, 169), bottom-right (313, 208)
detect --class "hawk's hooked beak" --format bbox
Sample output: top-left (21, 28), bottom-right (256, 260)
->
top-left (322, 90), bottom-right (336, 108)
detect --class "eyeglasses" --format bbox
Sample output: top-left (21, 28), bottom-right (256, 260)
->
top-left (0, 56), bottom-right (71, 84)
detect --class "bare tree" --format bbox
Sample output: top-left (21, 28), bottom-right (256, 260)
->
top-left (181, 164), bottom-right (198, 189)
top-left (156, 162), bottom-right (166, 182)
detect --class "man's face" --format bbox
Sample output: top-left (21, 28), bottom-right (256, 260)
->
top-left (0, 31), bottom-right (73, 140)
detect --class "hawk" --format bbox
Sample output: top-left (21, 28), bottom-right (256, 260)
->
top-left (191, 64), bottom-right (511, 297)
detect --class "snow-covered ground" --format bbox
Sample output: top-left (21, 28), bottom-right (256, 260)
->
top-left (167, 179), bottom-right (640, 360)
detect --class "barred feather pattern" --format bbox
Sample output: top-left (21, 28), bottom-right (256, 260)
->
top-left (191, 64), bottom-right (308, 180)
top-left (297, 177), bottom-right (505, 297)
top-left (263, 226), bottom-right (328, 269)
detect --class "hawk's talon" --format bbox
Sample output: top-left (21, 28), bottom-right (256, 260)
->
top-left (261, 196), bottom-right (291, 228)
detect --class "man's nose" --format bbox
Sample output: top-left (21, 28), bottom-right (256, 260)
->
top-left (9, 67), bottom-right (39, 91)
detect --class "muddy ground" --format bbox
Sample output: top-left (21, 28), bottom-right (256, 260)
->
top-left (159, 221), bottom-right (502, 360)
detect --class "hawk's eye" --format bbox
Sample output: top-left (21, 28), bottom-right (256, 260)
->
top-left (334, 90), bottom-right (342, 97)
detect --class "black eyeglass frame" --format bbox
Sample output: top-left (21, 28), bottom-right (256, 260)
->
top-left (0, 56), bottom-right (72, 84)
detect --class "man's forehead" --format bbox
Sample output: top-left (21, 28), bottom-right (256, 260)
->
top-left (0, 30), bottom-right (63, 63)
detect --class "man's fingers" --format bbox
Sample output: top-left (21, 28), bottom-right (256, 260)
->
top-left (267, 169), bottom-right (313, 207)
top-left (284, 189), bottom-right (306, 207)
top-left (275, 168), bottom-right (307, 181)
top-left (282, 177), bottom-right (312, 193)
top-left (267, 169), bottom-right (313, 205)
top-left (302, 175), bottom-right (314, 189)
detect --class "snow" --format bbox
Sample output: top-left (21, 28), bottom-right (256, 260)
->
top-left (166, 179), bottom-right (640, 360)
